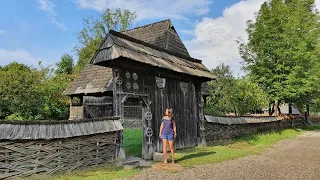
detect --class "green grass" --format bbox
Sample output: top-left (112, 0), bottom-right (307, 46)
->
top-left (26, 126), bottom-right (319, 179)
top-left (27, 165), bottom-right (139, 180)
top-left (174, 129), bottom-right (302, 167)
top-left (124, 128), bottom-right (143, 157)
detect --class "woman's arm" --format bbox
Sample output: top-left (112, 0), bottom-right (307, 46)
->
top-left (173, 121), bottom-right (177, 139)
top-left (159, 122), bottom-right (164, 138)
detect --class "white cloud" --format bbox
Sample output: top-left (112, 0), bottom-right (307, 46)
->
top-left (184, 0), bottom-right (265, 76)
top-left (0, 49), bottom-right (43, 66)
top-left (52, 18), bottom-right (67, 30)
top-left (0, 30), bottom-right (6, 35)
top-left (185, 0), bottom-right (320, 76)
top-left (74, 0), bottom-right (211, 21)
top-left (38, 0), bottom-right (66, 30)
top-left (38, 0), bottom-right (56, 16)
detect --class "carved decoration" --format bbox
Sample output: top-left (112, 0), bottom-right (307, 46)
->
top-left (155, 77), bottom-right (166, 88)
top-left (180, 82), bottom-right (188, 92)
top-left (146, 127), bottom-right (153, 137)
top-left (200, 114), bottom-right (205, 121)
top-left (132, 73), bottom-right (138, 80)
top-left (146, 127), bottom-right (153, 145)
top-left (125, 71), bottom-right (130, 79)
top-left (145, 112), bottom-right (152, 121)
top-left (126, 82), bottom-right (131, 90)
top-left (116, 77), bottom-right (123, 85)
top-left (133, 82), bottom-right (139, 90)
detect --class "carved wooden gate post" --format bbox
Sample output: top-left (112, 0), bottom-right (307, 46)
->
top-left (141, 99), bottom-right (154, 159)
top-left (113, 68), bottom-right (125, 160)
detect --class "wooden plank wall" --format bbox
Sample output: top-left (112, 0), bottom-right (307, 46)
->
top-left (151, 77), bottom-right (199, 152)
top-left (83, 96), bottom-right (113, 118)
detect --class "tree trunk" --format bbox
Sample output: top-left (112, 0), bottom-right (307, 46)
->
top-left (289, 104), bottom-right (292, 115)
top-left (268, 102), bottom-right (272, 116)
top-left (273, 99), bottom-right (279, 116)
top-left (305, 104), bottom-right (310, 123)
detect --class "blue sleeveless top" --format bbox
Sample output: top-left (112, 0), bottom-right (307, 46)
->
top-left (162, 118), bottom-right (174, 135)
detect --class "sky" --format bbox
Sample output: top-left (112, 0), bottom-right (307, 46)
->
top-left (1, 0), bottom-right (320, 76)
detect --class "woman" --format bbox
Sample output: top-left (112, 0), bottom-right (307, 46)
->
top-left (159, 108), bottom-right (177, 164)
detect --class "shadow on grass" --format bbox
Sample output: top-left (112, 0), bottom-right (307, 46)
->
top-left (175, 151), bottom-right (216, 163)
top-left (301, 123), bottom-right (320, 131)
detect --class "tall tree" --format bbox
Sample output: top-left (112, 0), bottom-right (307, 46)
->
top-left (205, 64), bottom-right (236, 115)
top-left (238, 0), bottom-right (320, 115)
top-left (56, 53), bottom-right (74, 75)
top-left (0, 62), bottom-right (46, 120)
top-left (74, 8), bottom-right (136, 72)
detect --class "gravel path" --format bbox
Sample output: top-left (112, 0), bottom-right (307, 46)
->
top-left (122, 131), bottom-right (320, 180)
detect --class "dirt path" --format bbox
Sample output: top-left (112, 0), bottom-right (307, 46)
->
top-left (123, 131), bottom-right (320, 180)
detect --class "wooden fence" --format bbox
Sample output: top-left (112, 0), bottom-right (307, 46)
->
top-left (204, 115), bottom-right (306, 144)
top-left (0, 117), bottom-right (123, 179)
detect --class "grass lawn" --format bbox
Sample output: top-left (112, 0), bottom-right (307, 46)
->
top-left (174, 129), bottom-right (302, 166)
top-left (124, 128), bottom-right (143, 157)
top-left (26, 124), bottom-right (319, 180)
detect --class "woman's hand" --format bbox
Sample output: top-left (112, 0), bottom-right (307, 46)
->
top-left (174, 134), bottom-right (177, 139)
top-left (159, 134), bottom-right (162, 139)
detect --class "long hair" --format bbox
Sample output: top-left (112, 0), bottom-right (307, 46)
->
top-left (165, 108), bottom-right (174, 122)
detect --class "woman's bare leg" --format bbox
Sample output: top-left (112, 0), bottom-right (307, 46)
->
top-left (169, 140), bottom-right (174, 163)
top-left (162, 139), bottom-right (168, 164)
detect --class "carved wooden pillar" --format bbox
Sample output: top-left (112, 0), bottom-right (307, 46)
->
top-left (113, 68), bottom-right (125, 160)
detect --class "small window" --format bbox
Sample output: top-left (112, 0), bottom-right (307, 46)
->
top-left (71, 96), bottom-right (82, 106)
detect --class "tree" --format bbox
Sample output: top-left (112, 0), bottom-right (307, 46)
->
top-left (206, 64), bottom-right (269, 116)
top-left (0, 62), bottom-right (46, 120)
top-left (238, 0), bottom-right (320, 115)
top-left (74, 8), bottom-right (136, 72)
top-left (232, 78), bottom-right (268, 116)
top-left (205, 64), bottom-right (236, 115)
top-left (56, 53), bottom-right (74, 75)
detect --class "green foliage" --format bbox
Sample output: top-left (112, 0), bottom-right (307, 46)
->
top-left (5, 113), bottom-right (24, 121)
top-left (205, 64), bottom-right (236, 116)
top-left (42, 74), bottom-right (72, 120)
top-left (0, 62), bottom-right (71, 120)
top-left (205, 64), bottom-right (268, 116)
top-left (55, 53), bottom-right (74, 75)
top-left (0, 62), bottom-right (47, 120)
top-left (74, 8), bottom-right (136, 73)
top-left (233, 78), bottom-right (268, 116)
top-left (238, 0), bottom-right (320, 113)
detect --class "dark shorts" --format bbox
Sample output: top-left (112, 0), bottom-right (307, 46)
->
top-left (162, 134), bottom-right (174, 141)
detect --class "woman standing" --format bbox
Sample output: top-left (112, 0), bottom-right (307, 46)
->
top-left (159, 108), bottom-right (177, 164)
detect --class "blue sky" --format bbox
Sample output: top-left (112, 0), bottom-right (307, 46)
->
top-left (3, 0), bottom-right (311, 75)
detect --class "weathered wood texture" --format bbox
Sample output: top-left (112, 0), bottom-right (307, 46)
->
top-left (151, 77), bottom-right (199, 152)
top-left (111, 66), bottom-right (204, 159)
top-left (83, 96), bottom-right (113, 118)
top-left (0, 132), bottom-right (120, 179)
top-left (69, 106), bottom-right (84, 120)
top-left (0, 118), bottom-right (122, 140)
top-left (204, 116), bottom-right (306, 145)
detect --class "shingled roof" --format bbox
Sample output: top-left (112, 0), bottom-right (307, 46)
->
top-left (62, 64), bottom-right (113, 95)
top-left (63, 19), bottom-right (213, 95)
top-left (122, 19), bottom-right (190, 57)
top-left (92, 31), bottom-right (215, 79)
